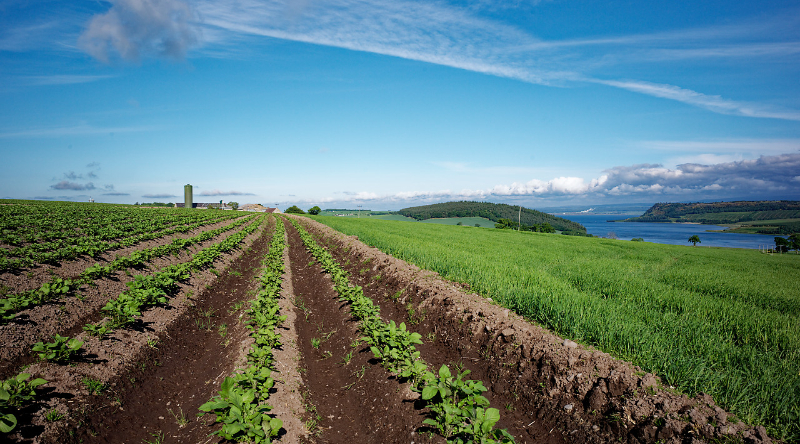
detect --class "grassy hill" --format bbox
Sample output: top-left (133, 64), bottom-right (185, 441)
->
top-left (398, 201), bottom-right (586, 233)
top-left (624, 201), bottom-right (800, 234)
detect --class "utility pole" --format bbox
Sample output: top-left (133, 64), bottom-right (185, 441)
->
top-left (357, 205), bottom-right (362, 218)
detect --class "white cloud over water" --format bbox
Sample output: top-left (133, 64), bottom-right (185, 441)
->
top-left (305, 152), bottom-right (800, 206)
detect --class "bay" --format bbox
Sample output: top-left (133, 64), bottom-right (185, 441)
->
top-left (558, 214), bottom-right (779, 250)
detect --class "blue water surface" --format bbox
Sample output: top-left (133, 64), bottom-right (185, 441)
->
top-left (559, 214), bottom-right (779, 250)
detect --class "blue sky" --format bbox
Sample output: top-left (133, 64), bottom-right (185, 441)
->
top-left (1, 0), bottom-right (799, 210)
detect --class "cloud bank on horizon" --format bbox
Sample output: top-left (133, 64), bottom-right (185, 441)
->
top-left (298, 152), bottom-right (800, 207)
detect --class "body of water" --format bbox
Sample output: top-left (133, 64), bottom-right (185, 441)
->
top-left (559, 214), bottom-right (779, 250)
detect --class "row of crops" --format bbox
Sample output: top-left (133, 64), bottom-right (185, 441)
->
top-left (0, 199), bottom-right (244, 271)
top-left (200, 215), bottom-right (285, 443)
top-left (291, 218), bottom-right (516, 444)
top-left (1, 209), bottom-right (267, 437)
top-left (311, 216), bottom-right (800, 443)
top-left (1, 213), bottom-right (257, 323)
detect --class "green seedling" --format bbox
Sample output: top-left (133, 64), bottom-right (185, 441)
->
top-left (198, 377), bottom-right (282, 443)
top-left (45, 409), bottom-right (64, 422)
top-left (82, 377), bottom-right (107, 395)
top-left (341, 351), bottom-right (353, 366)
top-left (142, 430), bottom-right (165, 444)
top-left (310, 338), bottom-right (321, 349)
top-left (168, 406), bottom-right (188, 427)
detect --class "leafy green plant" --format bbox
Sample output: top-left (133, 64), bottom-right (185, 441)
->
top-left (32, 334), bottom-right (83, 363)
top-left (198, 377), bottom-right (282, 443)
top-left (0, 373), bottom-right (47, 433)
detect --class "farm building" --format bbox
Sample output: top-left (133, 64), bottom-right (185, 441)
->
top-left (240, 204), bottom-right (281, 213)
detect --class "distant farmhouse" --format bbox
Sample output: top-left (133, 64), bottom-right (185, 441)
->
top-left (172, 184), bottom-right (278, 212)
top-left (240, 204), bottom-right (281, 213)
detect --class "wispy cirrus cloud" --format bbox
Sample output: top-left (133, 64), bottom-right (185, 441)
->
top-left (27, 75), bottom-right (115, 86)
top-left (0, 123), bottom-right (163, 138)
top-left (189, 0), bottom-right (800, 120)
top-left (142, 193), bottom-right (177, 198)
top-left (593, 79), bottom-right (800, 121)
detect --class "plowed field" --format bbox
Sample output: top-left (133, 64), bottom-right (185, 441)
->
top-left (1, 213), bottom-right (776, 444)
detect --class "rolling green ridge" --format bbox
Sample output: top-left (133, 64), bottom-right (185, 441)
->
top-left (624, 201), bottom-right (800, 235)
top-left (312, 216), bottom-right (800, 442)
top-left (398, 201), bottom-right (586, 233)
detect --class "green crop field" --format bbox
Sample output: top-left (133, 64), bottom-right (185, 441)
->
top-left (420, 216), bottom-right (496, 227)
top-left (311, 216), bottom-right (800, 441)
top-left (369, 214), bottom-right (417, 222)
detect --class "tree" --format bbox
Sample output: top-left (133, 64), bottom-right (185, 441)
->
top-left (688, 235), bottom-right (701, 246)
top-left (228, 201), bottom-right (239, 210)
top-left (789, 233), bottom-right (800, 253)
top-left (774, 236), bottom-right (790, 253)
top-left (308, 206), bottom-right (321, 215)
top-left (474, 224), bottom-right (480, 227)
top-left (494, 218), bottom-right (515, 229)
top-left (285, 205), bottom-right (306, 214)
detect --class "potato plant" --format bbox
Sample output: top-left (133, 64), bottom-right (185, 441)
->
top-left (0, 373), bottom-right (47, 433)
top-left (199, 216), bottom-right (286, 442)
top-left (31, 334), bottom-right (84, 363)
top-left (84, 217), bottom-right (263, 337)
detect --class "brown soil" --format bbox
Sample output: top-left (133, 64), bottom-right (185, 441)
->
top-left (2, 216), bottom-right (270, 443)
top-left (1, 214), bottom-right (778, 444)
top-left (0, 216), bottom-right (257, 380)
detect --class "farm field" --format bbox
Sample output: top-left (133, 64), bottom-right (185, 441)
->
top-left (313, 215), bottom-right (800, 442)
top-left (0, 202), bottom-right (783, 444)
top-left (419, 216), bottom-right (496, 227)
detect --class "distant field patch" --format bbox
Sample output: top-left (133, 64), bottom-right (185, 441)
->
top-left (420, 217), bottom-right (495, 228)
top-left (369, 214), bottom-right (417, 221)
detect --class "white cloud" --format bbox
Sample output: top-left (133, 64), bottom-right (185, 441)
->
top-left (0, 123), bottom-right (163, 138)
top-left (198, 190), bottom-right (256, 196)
top-left (191, 0), bottom-right (800, 120)
top-left (594, 79), bottom-right (800, 121)
top-left (306, 152), bottom-right (800, 206)
top-left (639, 138), bottom-right (800, 154)
top-left (28, 75), bottom-right (115, 85)
top-left (79, 0), bottom-right (200, 62)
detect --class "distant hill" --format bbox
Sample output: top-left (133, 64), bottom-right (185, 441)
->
top-left (398, 201), bottom-right (586, 233)
top-left (623, 201), bottom-right (800, 234)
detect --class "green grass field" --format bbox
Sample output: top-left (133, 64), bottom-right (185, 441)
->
top-left (310, 216), bottom-right (800, 442)
top-left (370, 214), bottom-right (417, 221)
top-left (419, 216), bottom-right (496, 228)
